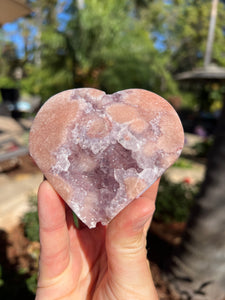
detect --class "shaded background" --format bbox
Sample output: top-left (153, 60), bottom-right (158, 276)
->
top-left (0, 0), bottom-right (225, 299)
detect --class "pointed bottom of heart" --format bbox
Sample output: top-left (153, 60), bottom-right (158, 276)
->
top-left (29, 88), bottom-right (184, 228)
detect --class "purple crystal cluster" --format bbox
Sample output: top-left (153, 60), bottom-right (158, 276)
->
top-left (29, 88), bottom-right (184, 228)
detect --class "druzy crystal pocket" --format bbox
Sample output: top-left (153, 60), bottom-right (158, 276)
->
top-left (29, 88), bottom-right (184, 228)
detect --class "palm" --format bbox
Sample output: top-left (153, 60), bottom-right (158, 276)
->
top-left (36, 180), bottom-right (159, 300)
top-left (67, 222), bottom-right (108, 300)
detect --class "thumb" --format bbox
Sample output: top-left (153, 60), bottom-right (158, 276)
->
top-left (106, 179), bottom-right (159, 286)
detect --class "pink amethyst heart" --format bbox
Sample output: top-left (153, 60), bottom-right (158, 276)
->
top-left (29, 88), bottom-right (184, 228)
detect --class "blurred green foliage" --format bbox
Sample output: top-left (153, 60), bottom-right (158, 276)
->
top-left (22, 195), bottom-right (39, 242)
top-left (73, 212), bottom-right (79, 228)
top-left (172, 157), bottom-right (193, 169)
top-left (26, 273), bottom-right (38, 294)
top-left (23, 0), bottom-right (177, 100)
top-left (143, 0), bottom-right (225, 71)
top-left (21, 195), bottom-right (39, 295)
top-left (192, 137), bottom-right (214, 157)
top-left (1, 0), bottom-right (224, 108)
top-left (0, 265), bottom-right (4, 288)
top-left (154, 176), bottom-right (199, 223)
top-left (0, 76), bottom-right (19, 89)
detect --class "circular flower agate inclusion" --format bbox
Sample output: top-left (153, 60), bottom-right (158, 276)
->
top-left (29, 88), bottom-right (184, 228)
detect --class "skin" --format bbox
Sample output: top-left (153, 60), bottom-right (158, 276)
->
top-left (36, 179), bottom-right (160, 300)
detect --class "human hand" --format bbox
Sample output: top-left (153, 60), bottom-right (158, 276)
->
top-left (35, 179), bottom-right (159, 300)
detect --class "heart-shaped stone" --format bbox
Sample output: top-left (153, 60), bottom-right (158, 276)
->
top-left (29, 88), bottom-right (184, 228)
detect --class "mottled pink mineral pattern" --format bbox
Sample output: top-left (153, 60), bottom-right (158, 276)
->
top-left (29, 88), bottom-right (184, 228)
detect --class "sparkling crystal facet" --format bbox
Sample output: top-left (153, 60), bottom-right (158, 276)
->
top-left (29, 88), bottom-right (184, 228)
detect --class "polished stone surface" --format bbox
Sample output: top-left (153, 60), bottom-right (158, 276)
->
top-left (29, 88), bottom-right (184, 228)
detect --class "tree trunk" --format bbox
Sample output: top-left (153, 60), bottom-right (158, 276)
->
top-left (166, 99), bottom-right (225, 300)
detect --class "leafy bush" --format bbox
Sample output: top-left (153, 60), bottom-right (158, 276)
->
top-left (0, 265), bottom-right (4, 287)
top-left (192, 138), bottom-right (213, 158)
top-left (172, 157), bottom-right (193, 169)
top-left (154, 176), bottom-right (199, 223)
top-left (26, 273), bottom-right (38, 294)
top-left (22, 195), bottom-right (39, 242)
top-left (0, 76), bottom-right (19, 89)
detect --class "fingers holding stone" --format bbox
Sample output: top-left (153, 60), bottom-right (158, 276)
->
top-left (38, 180), bottom-right (71, 278)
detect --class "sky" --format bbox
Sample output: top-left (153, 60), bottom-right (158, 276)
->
top-left (2, 22), bottom-right (25, 57)
top-left (1, 0), bottom-right (169, 59)
top-left (2, 17), bottom-right (166, 59)
top-left (1, 0), bottom-right (71, 58)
